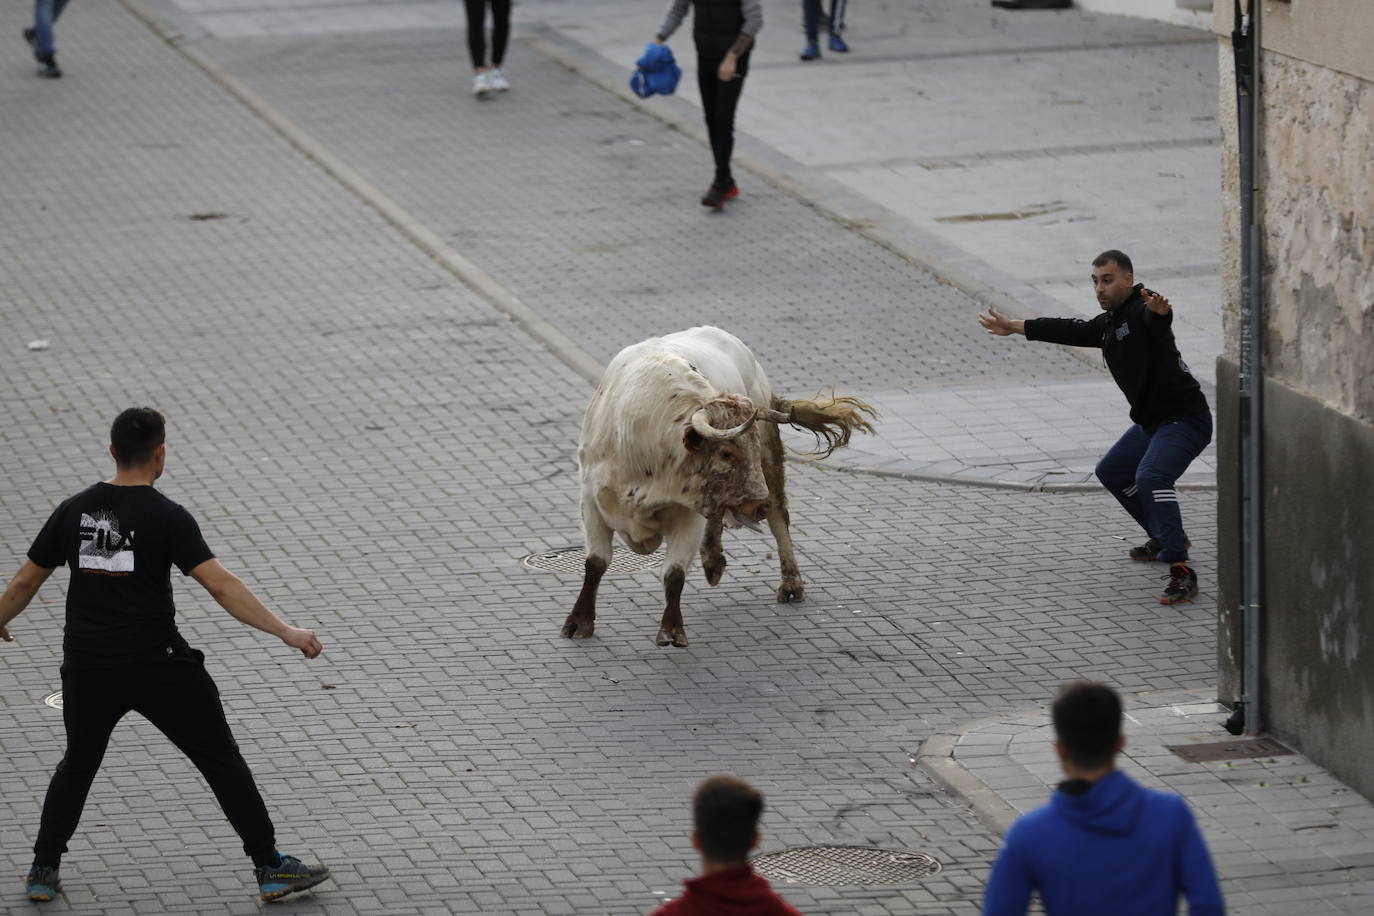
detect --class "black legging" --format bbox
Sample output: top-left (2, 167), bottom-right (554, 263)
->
top-left (464, 0), bottom-right (511, 70)
top-left (696, 48), bottom-right (750, 187)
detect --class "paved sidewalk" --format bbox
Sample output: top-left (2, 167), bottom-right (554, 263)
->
top-left (919, 691), bottom-right (1374, 914)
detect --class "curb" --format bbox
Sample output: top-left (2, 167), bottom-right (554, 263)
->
top-left (916, 731), bottom-right (1020, 836)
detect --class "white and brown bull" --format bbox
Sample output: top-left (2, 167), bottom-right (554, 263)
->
top-left (563, 326), bottom-right (876, 647)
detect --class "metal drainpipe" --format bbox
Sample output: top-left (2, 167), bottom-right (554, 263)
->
top-left (1232, 0), bottom-right (1264, 736)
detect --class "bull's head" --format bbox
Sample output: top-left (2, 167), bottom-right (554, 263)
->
top-left (682, 395), bottom-right (771, 528)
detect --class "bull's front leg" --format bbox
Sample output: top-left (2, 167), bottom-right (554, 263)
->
top-left (563, 495), bottom-right (613, 639)
top-left (760, 422), bottom-right (804, 602)
top-left (656, 513), bottom-right (704, 648)
top-left (700, 516), bottom-right (726, 586)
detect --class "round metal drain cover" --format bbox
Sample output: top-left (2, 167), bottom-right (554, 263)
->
top-left (522, 546), bottom-right (664, 574)
top-left (44, 691), bottom-right (63, 710)
top-left (751, 846), bottom-right (942, 887)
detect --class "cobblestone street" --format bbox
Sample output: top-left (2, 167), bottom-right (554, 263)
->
top-left (3, 1), bottom-right (1366, 914)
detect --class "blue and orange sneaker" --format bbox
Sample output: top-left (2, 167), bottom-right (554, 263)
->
top-left (25, 866), bottom-right (60, 902)
top-left (254, 854), bottom-right (330, 902)
top-left (828, 33), bottom-right (850, 53)
top-left (799, 42), bottom-right (821, 61)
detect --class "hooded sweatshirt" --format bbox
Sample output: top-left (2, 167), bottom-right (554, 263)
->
top-left (649, 865), bottom-right (804, 916)
top-left (981, 769), bottom-right (1223, 916)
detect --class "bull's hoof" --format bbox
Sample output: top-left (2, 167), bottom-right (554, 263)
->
top-left (561, 618), bottom-right (595, 639)
top-left (703, 558), bottom-right (726, 587)
top-left (655, 626), bottom-right (689, 648)
top-left (776, 579), bottom-right (805, 603)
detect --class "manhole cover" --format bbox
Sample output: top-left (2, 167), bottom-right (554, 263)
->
top-left (751, 846), bottom-right (942, 887)
top-left (522, 546), bottom-right (664, 574)
top-left (1167, 736), bottom-right (1294, 763)
top-left (44, 691), bottom-right (63, 710)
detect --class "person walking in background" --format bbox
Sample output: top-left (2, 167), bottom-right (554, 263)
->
top-left (655, 0), bottom-right (763, 210)
top-left (464, 0), bottom-right (511, 98)
top-left (800, 0), bottom-right (848, 61)
top-left (981, 682), bottom-right (1224, 916)
top-left (649, 775), bottom-right (804, 915)
top-left (977, 250), bottom-right (1212, 606)
top-left (0, 407), bottom-right (331, 904)
top-left (22, 0), bottom-right (71, 79)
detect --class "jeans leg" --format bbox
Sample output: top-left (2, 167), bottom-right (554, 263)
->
top-left (1095, 425), bottom-right (1152, 536)
top-left (1136, 412), bottom-right (1213, 563)
top-left (801, 0), bottom-right (820, 43)
top-left (32, 0), bottom-right (61, 58)
top-left (34, 664), bottom-right (130, 865)
top-left (707, 69), bottom-right (745, 186)
top-left (829, 0), bottom-right (848, 33)
top-left (134, 650), bottom-right (277, 862)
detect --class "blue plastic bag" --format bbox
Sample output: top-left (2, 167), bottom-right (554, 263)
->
top-left (630, 42), bottom-right (682, 98)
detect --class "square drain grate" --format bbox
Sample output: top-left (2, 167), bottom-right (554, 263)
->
top-left (751, 846), bottom-right (941, 887)
top-left (1167, 736), bottom-right (1294, 763)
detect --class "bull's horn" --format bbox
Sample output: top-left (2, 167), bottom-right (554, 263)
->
top-left (754, 407), bottom-right (794, 424)
top-left (690, 407), bottom-right (756, 440)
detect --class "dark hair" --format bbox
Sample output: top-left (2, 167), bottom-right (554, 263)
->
top-left (1092, 249), bottom-right (1134, 274)
top-left (693, 776), bottom-right (763, 863)
top-left (1051, 682), bottom-right (1122, 769)
top-left (110, 407), bottom-right (166, 468)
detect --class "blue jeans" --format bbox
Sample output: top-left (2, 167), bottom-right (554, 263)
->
top-left (32, 0), bottom-right (71, 58)
top-left (802, 0), bottom-right (847, 42)
top-left (1094, 411), bottom-right (1212, 563)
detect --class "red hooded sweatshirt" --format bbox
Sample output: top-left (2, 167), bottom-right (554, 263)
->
top-left (649, 865), bottom-right (804, 916)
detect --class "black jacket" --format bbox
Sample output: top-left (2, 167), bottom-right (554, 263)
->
top-left (1025, 284), bottom-right (1209, 430)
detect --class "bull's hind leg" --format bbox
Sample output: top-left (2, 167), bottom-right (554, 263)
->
top-left (700, 516), bottom-right (726, 586)
top-left (760, 421), bottom-right (804, 602)
top-left (563, 496), bottom-right (613, 639)
top-left (657, 514), bottom-right (704, 648)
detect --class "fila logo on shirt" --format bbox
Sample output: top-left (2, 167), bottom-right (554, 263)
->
top-left (78, 511), bottom-right (136, 572)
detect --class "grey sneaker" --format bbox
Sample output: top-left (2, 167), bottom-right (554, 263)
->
top-left (254, 854), bottom-right (330, 902)
top-left (25, 866), bottom-right (60, 902)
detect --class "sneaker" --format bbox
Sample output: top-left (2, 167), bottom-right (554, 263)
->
top-left (255, 854), bottom-right (330, 902)
top-left (700, 181), bottom-right (739, 209)
top-left (37, 55), bottom-right (61, 79)
top-left (828, 33), bottom-right (850, 53)
top-left (1160, 563), bottom-right (1199, 605)
top-left (1128, 537), bottom-right (1192, 561)
top-left (25, 866), bottom-right (60, 902)
top-left (486, 67), bottom-right (509, 91)
top-left (472, 70), bottom-right (491, 97)
top-left (800, 42), bottom-right (821, 61)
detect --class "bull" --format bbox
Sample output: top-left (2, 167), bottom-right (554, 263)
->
top-left (563, 326), bottom-right (876, 647)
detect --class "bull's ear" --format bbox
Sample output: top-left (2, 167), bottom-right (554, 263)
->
top-left (683, 426), bottom-right (706, 452)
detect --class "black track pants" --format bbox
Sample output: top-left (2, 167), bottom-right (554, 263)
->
top-left (696, 51), bottom-right (749, 187)
top-left (33, 646), bottom-right (276, 866)
top-left (464, 0), bottom-right (511, 69)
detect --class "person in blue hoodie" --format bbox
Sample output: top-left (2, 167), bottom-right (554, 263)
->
top-left (981, 682), bottom-right (1224, 916)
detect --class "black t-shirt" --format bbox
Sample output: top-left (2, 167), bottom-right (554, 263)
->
top-left (27, 482), bottom-right (215, 656)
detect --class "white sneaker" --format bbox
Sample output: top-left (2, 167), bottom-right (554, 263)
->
top-left (472, 70), bottom-right (491, 97)
top-left (486, 67), bottom-right (510, 91)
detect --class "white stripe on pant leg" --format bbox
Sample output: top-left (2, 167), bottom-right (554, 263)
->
top-left (1153, 490), bottom-right (1179, 502)
top-left (830, 0), bottom-right (848, 32)
top-left (1123, 485), bottom-right (1138, 497)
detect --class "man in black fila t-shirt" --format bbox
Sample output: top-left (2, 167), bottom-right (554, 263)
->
top-left (0, 407), bottom-right (331, 904)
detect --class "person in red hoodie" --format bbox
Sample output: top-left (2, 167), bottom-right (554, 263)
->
top-left (650, 775), bottom-right (804, 916)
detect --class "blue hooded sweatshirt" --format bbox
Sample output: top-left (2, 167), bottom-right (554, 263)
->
top-left (981, 770), bottom-right (1224, 916)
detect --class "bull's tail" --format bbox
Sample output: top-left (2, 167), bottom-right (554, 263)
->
top-left (771, 392), bottom-right (877, 459)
